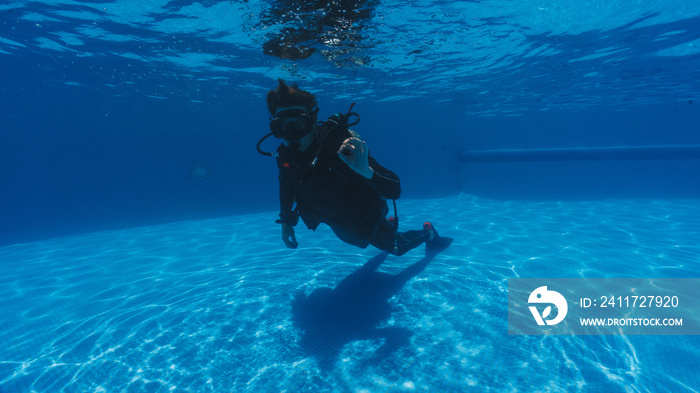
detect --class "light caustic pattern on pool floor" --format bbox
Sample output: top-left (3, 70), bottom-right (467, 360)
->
top-left (1, 194), bottom-right (699, 392)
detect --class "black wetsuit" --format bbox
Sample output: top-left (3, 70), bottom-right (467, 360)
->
top-left (276, 125), bottom-right (430, 255)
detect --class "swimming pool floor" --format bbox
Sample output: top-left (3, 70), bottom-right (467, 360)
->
top-left (1, 194), bottom-right (699, 392)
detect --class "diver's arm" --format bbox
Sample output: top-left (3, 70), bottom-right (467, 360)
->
top-left (338, 137), bottom-right (401, 199)
top-left (366, 156), bottom-right (401, 199)
top-left (277, 170), bottom-right (299, 248)
top-left (277, 169), bottom-right (299, 222)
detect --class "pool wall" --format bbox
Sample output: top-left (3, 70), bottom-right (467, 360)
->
top-left (459, 102), bottom-right (700, 199)
top-left (1, 79), bottom-right (699, 246)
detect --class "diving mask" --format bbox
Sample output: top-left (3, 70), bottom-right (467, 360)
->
top-left (269, 107), bottom-right (317, 140)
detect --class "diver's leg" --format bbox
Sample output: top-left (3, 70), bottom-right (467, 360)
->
top-left (369, 219), bottom-right (432, 256)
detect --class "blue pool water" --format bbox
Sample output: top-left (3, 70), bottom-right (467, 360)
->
top-left (2, 195), bottom-right (699, 392)
top-left (2, 0), bottom-right (700, 391)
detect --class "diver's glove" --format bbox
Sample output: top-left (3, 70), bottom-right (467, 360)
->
top-left (280, 223), bottom-right (298, 249)
top-left (276, 211), bottom-right (299, 249)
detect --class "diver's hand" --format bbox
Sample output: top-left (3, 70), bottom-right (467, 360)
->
top-left (338, 137), bottom-right (374, 179)
top-left (281, 223), bottom-right (298, 249)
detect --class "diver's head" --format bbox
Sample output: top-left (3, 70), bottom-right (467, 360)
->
top-left (267, 79), bottom-right (319, 142)
top-left (267, 78), bottom-right (317, 116)
top-left (269, 106), bottom-right (318, 142)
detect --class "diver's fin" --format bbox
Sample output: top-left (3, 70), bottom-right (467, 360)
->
top-left (423, 222), bottom-right (453, 256)
top-left (426, 236), bottom-right (453, 256)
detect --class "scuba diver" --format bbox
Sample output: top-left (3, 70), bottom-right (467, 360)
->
top-left (257, 79), bottom-right (452, 256)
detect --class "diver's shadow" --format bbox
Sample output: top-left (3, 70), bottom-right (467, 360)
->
top-left (291, 250), bottom-right (441, 370)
